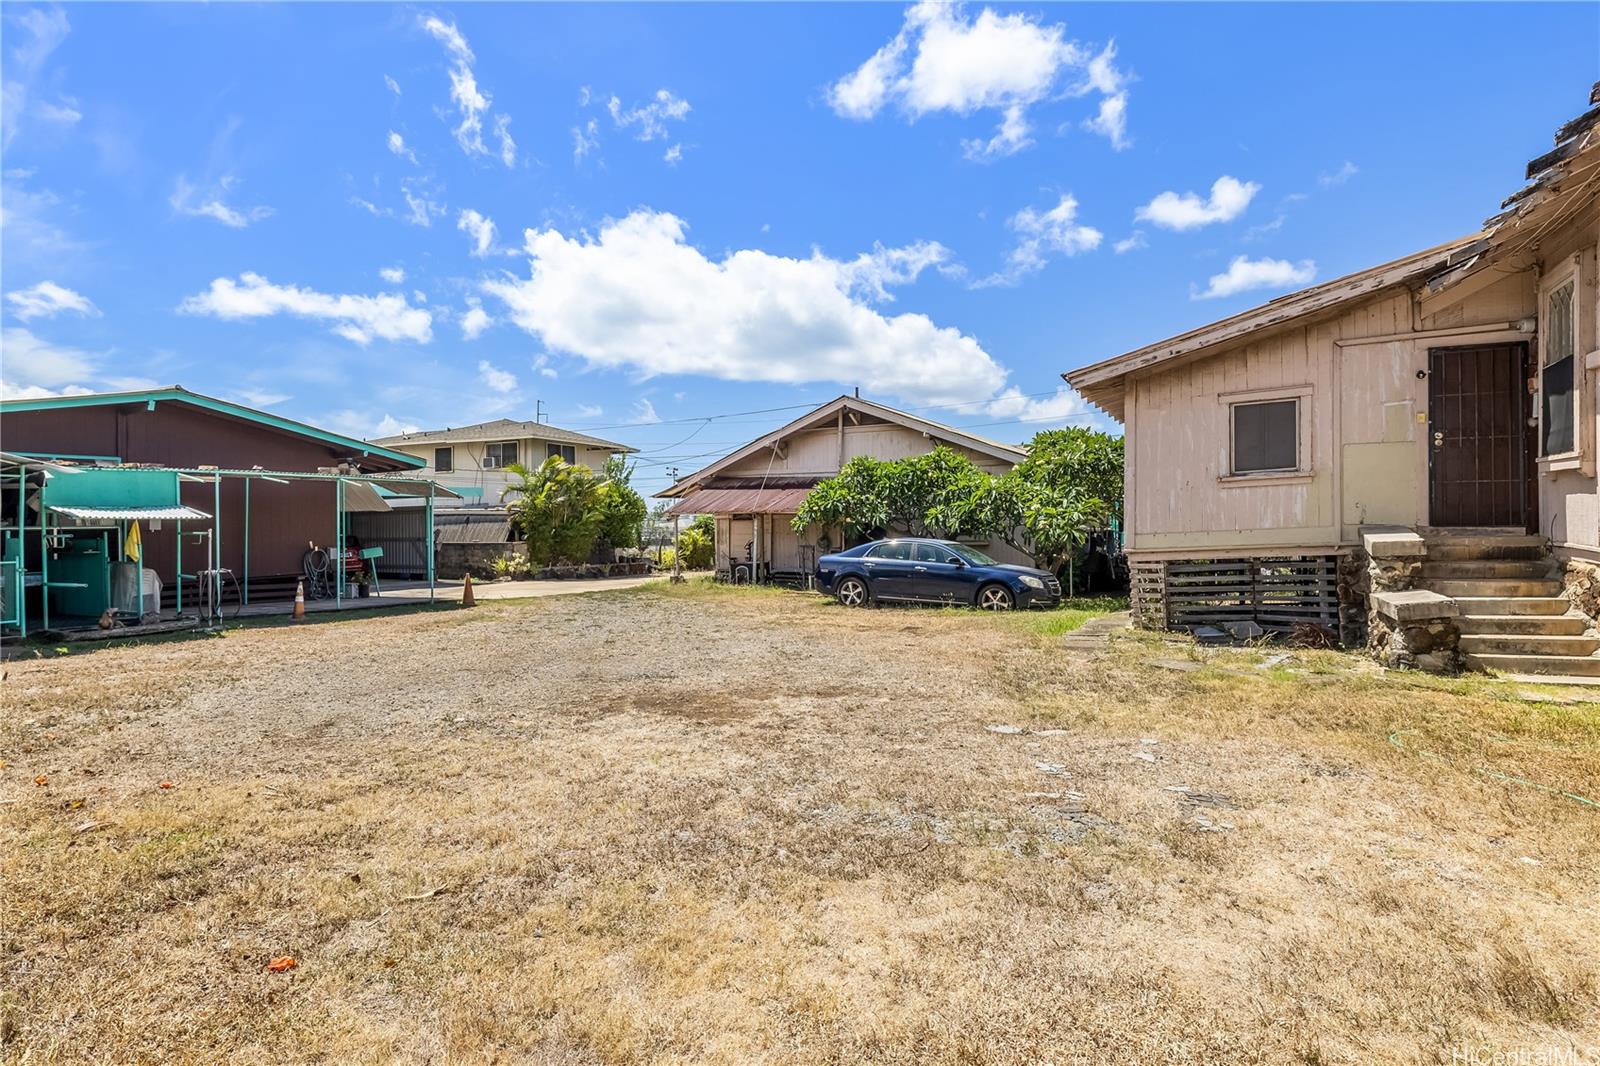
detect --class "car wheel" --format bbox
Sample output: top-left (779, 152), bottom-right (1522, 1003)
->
top-left (977, 584), bottom-right (1014, 611)
top-left (836, 576), bottom-right (870, 607)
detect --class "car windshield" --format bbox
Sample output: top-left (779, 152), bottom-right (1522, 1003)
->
top-left (947, 543), bottom-right (999, 566)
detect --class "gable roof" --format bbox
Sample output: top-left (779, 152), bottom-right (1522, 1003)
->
top-left (657, 395), bottom-right (1027, 498)
top-left (372, 416), bottom-right (636, 453)
top-left (0, 385), bottom-right (424, 469)
top-left (1066, 81), bottom-right (1600, 425)
top-left (1063, 233), bottom-right (1485, 422)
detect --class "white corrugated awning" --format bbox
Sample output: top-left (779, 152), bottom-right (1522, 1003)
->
top-left (49, 505), bottom-right (211, 521)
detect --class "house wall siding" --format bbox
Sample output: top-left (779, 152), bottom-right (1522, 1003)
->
top-left (1125, 267), bottom-right (1551, 555)
top-left (388, 438), bottom-right (617, 505)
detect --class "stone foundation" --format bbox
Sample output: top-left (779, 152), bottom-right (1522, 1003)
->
top-left (1561, 559), bottom-right (1600, 626)
top-left (1367, 613), bottom-right (1463, 673)
top-left (1356, 528), bottom-right (1461, 674)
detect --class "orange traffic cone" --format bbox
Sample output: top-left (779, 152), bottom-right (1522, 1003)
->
top-left (292, 579), bottom-right (306, 621)
top-left (461, 572), bottom-right (476, 607)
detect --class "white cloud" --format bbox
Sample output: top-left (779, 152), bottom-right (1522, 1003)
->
top-left (170, 175), bottom-right (273, 228)
top-left (829, 2), bottom-right (1130, 158)
top-left (1113, 231), bottom-right (1146, 255)
top-left (230, 387), bottom-right (290, 408)
top-left (1, 379), bottom-right (90, 400)
top-left (838, 240), bottom-right (957, 301)
top-left (572, 118), bottom-right (599, 162)
top-left (0, 326), bottom-right (96, 387)
top-left (608, 89), bottom-right (690, 141)
top-left (460, 297), bottom-right (491, 340)
top-left (6, 281), bottom-right (98, 321)
top-left (420, 14), bottom-right (514, 168)
top-left (663, 143), bottom-right (683, 166)
top-left (1135, 175), bottom-right (1259, 231)
top-left (179, 272), bottom-right (434, 344)
top-left (577, 403), bottom-right (603, 418)
top-left (493, 114), bottom-right (516, 167)
top-left (1079, 41), bottom-right (1129, 150)
top-left (401, 178), bottom-right (444, 227)
top-left (533, 353), bottom-right (556, 379)
top-left (629, 398), bottom-right (661, 424)
top-left (387, 130), bottom-right (418, 164)
top-left (457, 208), bottom-right (496, 257)
top-left (384, 74), bottom-right (402, 96)
top-left (2, 7), bottom-right (75, 150)
top-left (1193, 256), bottom-right (1316, 300)
top-left (379, 266), bottom-right (406, 284)
top-left (482, 209), bottom-right (1007, 406)
top-left (323, 410), bottom-right (421, 439)
top-left (985, 385), bottom-right (1093, 426)
top-left (975, 193), bottom-right (1102, 287)
top-left (1319, 160), bottom-right (1358, 188)
top-left (477, 359), bottom-right (517, 393)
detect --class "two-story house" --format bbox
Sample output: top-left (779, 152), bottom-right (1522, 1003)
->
top-left (373, 417), bottom-right (636, 509)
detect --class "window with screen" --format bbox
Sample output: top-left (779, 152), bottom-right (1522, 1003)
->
top-left (1231, 399), bottom-right (1298, 474)
top-left (483, 441), bottom-right (518, 469)
top-left (1542, 277), bottom-right (1576, 456)
top-left (546, 443), bottom-right (577, 464)
top-left (433, 447), bottom-right (453, 473)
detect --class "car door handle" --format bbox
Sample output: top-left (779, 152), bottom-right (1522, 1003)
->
top-left (913, 566), bottom-right (927, 571)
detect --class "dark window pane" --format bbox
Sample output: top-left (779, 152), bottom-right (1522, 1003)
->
top-left (546, 443), bottom-right (576, 463)
top-left (1233, 400), bottom-right (1298, 473)
top-left (915, 543), bottom-right (955, 563)
top-left (1543, 355), bottom-right (1574, 455)
top-left (434, 447), bottom-right (453, 473)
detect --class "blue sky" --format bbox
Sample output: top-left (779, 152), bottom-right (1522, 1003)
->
top-left (3, 2), bottom-right (1596, 496)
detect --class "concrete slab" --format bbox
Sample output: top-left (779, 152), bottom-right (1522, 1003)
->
top-left (1361, 526), bottom-right (1427, 559)
top-left (1372, 589), bottom-right (1458, 623)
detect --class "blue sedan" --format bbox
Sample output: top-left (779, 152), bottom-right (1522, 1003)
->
top-left (815, 538), bottom-right (1062, 610)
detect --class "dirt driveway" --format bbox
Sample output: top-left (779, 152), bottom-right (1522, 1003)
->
top-left (4, 582), bottom-right (1597, 1064)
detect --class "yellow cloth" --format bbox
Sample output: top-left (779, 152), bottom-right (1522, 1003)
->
top-left (125, 521), bottom-right (142, 561)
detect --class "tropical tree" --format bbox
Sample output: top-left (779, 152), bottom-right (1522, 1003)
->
top-left (499, 456), bottom-right (608, 566)
top-left (1013, 428), bottom-right (1124, 523)
top-left (792, 446), bottom-right (987, 540)
top-left (676, 514), bottom-right (715, 570)
top-left (594, 456), bottom-right (648, 555)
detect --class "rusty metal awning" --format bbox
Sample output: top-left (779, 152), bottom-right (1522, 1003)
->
top-left (663, 486), bottom-right (813, 516)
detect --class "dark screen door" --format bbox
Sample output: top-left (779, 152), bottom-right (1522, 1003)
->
top-left (1428, 344), bottom-right (1531, 528)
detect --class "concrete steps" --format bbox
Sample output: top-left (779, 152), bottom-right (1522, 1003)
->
top-left (1419, 559), bottom-right (1556, 580)
top-left (1412, 531), bottom-right (1599, 679)
top-left (1424, 578), bottom-right (1562, 598)
top-left (1450, 595), bottom-right (1573, 616)
top-left (1467, 653), bottom-right (1600, 677)
top-left (1458, 633), bottom-right (1600, 656)
top-left (1457, 613), bottom-right (1588, 636)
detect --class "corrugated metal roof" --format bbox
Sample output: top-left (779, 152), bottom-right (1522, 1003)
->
top-left (664, 486), bottom-right (813, 516)
top-left (372, 417), bottom-right (636, 453)
top-left (49, 505), bottom-right (211, 521)
top-left (435, 515), bottom-right (514, 543)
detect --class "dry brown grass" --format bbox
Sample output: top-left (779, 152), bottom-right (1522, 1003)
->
top-left (3, 583), bottom-right (1597, 1064)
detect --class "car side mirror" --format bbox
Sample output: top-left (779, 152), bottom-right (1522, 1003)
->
top-left (950, 557), bottom-right (965, 567)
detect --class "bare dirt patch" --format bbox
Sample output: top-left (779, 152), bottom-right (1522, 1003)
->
top-left (3, 584), bottom-right (1597, 1064)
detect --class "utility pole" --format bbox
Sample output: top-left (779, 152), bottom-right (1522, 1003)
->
top-left (535, 399), bottom-right (547, 424)
top-left (669, 466), bottom-right (685, 583)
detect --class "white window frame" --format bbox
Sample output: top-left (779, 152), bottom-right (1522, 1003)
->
top-left (1216, 384), bottom-right (1315, 485)
top-left (482, 441), bottom-right (518, 469)
top-left (1538, 259), bottom-right (1581, 466)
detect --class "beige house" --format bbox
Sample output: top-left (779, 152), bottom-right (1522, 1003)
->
top-left (658, 395), bottom-right (1032, 580)
top-left (373, 417), bottom-right (635, 508)
top-left (1065, 83), bottom-right (1600, 677)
